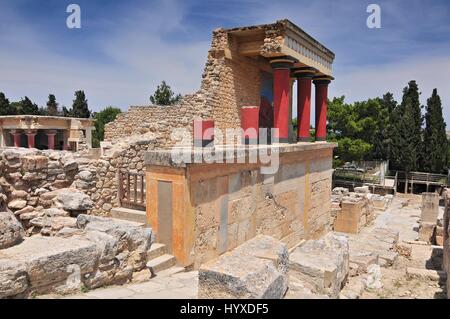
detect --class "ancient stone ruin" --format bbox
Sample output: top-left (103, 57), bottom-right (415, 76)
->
top-left (1, 19), bottom-right (449, 300)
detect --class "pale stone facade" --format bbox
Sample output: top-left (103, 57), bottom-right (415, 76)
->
top-left (0, 115), bottom-right (94, 151)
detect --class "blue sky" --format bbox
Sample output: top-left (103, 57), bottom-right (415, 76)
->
top-left (0, 0), bottom-right (449, 124)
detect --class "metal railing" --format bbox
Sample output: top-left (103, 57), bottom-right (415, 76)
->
top-left (118, 170), bottom-right (146, 210)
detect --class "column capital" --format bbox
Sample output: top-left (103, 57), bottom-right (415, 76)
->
top-left (292, 67), bottom-right (317, 79)
top-left (269, 57), bottom-right (296, 70)
top-left (46, 130), bottom-right (57, 136)
top-left (313, 75), bottom-right (334, 85)
top-left (25, 129), bottom-right (37, 135)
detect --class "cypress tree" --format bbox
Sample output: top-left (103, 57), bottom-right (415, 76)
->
top-left (47, 94), bottom-right (58, 116)
top-left (71, 90), bottom-right (91, 118)
top-left (19, 96), bottom-right (39, 115)
top-left (0, 92), bottom-right (16, 115)
top-left (422, 89), bottom-right (448, 173)
top-left (390, 81), bottom-right (423, 172)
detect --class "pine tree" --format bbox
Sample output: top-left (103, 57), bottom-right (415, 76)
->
top-left (422, 89), bottom-right (448, 173)
top-left (47, 94), bottom-right (58, 116)
top-left (71, 90), bottom-right (91, 118)
top-left (19, 96), bottom-right (39, 115)
top-left (149, 81), bottom-right (182, 106)
top-left (390, 81), bottom-right (423, 172)
top-left (0, 92), bottom-right (16, 115)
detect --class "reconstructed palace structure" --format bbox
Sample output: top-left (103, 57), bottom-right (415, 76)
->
top-left (0, 115), bottom-right (95, 151)
top-left (105, 19), bottom-right (337, 267)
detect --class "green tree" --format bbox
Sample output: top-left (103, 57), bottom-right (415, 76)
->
top-left (71, 90), bottom-right (91, 118)
top-left (46, 94), bottom-right (58, 116)
top-left (18, 96), bottom-right (39, 115)
top-left (422, 89), bottom-right (448, 173)
top-left (149, 81), bottom-right (182, 106)
top-left (334, 137), bottom-right (373, 162)
top-left (390, 81), bottom-right (423, 172)
top-left (0, 92), bottom-right (16, 115)
top-left (92, 106), bottom-right (122, 147)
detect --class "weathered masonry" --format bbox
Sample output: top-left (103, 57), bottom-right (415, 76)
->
top-left (138, 20), bottom-right (337, 268)
top-left (0, 115), bottom-right (95, 151)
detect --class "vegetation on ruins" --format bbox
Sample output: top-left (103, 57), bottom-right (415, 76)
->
top-left (149, 81), bottom-right (182, 106)
top-left (328, 81), bottom-right (448, 174)
top-left (92, 106), bottom-right (122, 148)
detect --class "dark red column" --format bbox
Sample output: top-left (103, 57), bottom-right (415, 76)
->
top-left (313, 77), bottom-right (332, 141)
top-left (193, 119), bottom-right (214, 147)
top-left (26, 130), bottom-right (37, 148)
top-left (10, 130), bottom-right (22, 147)
top-left (46, 130), bottom-right (57, 150)
top-left (241, 106), bottom-right (259, 145)
top-left (294, 68), bottom-right (316, 142)
top-left (270, 58), bottom-right (294, 143)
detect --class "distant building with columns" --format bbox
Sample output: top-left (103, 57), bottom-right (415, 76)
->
top-left (0, 115), bottom-right (95, 151)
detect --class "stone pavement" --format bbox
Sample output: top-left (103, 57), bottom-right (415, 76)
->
top-left (60, 271), bottom-right (198, 299)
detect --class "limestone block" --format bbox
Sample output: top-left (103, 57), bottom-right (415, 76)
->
top-left (421, 193), bottom-right (440, 223)
top-left (354, 186), bottom-right (370, 194)
top-left (0, 211), bottom-right (25, 249)
top-left (0, 236), bottom-right (99, 292)
top-left (198, 235), bottom-right (288, 299)
top-left (289, 233), bottom-right (349, 298)
top-left (419, 222), bottom-right (436, 244)
top-left (0, 259), bottom-right (28, 298)
top-left (49, 188), bottom-right (94, 211)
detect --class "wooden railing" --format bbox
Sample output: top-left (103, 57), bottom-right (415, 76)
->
top-left (118, 170), bottom-right (146, 210)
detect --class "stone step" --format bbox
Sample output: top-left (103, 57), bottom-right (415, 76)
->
top-left (146, 243), bottom-right (167, 261)
top-left (146, 254), bottom-right (176, 275)
top-left (156, 266), bottom-right (185, 278)
top-left (110, 207), bottom-right (147, 224)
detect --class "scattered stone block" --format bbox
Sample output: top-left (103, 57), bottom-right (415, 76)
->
top-left (289, 233), bottom-right (349, 298)
top-left (0, 259), bottom-right (28, 298)
top-left (198, 235), bottom-right (289, 299)
top-left (0, 236), bottom-right (99, 294)
top-left (406, 267), bottom-right (446, 282)
top-left (0, 211), bottom-right (25, 249)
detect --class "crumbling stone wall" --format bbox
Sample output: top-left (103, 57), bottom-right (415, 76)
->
top-left (0, 143), bottom-right (154, 221)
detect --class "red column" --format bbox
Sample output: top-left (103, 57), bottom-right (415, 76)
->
top-left (294, 68), bottom-right (316, 142)
top-left (241, 106), bottom-right (259, 145)
top-left (10, 130), bottom-right (22, 147)
top-left (46, 130), bottom-right (57, 150)
top-left (270, 58), bottom-right (294, 143)
top-left (193, 119), bottom-right (214, 147)
top-left (313, 77), bottom-right (332, 141)
top-left (26, 130), bottom-right (37, 149)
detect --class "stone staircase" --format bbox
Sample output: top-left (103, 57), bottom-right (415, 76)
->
top-left (110, 207), bottom-right (147, 224)
top-left (146, 243), bottom-right (184, 277)
top-left (110, 207), bottom-right (184, 277)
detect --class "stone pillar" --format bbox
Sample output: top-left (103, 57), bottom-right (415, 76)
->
top-left (85, 127), bottom-right (93, 148)
top-left (10, 130), bottom-right (22, 147)
top-left (193, 119), bottom-right (214, 147)
top-left (26, 130), bottom-right (37, 149)
top-left (270, 58), bottom-right (294, 143)
top-left (294, 68), bottom-right (316, 142)
top-left (313, 76), bottom-right (332, 141)
top-left (241, 106), bottom-right (259, 145)
top-left (46, 130), bottom-right (57, 150)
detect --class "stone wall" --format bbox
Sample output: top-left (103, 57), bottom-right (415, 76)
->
top-left (0, 141), bottom-right (155, 221)
top-left (443, 192), bottom-right (450, 298)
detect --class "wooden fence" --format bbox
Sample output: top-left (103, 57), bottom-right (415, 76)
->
top-left (118, 170), bottom-right (146, 210)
